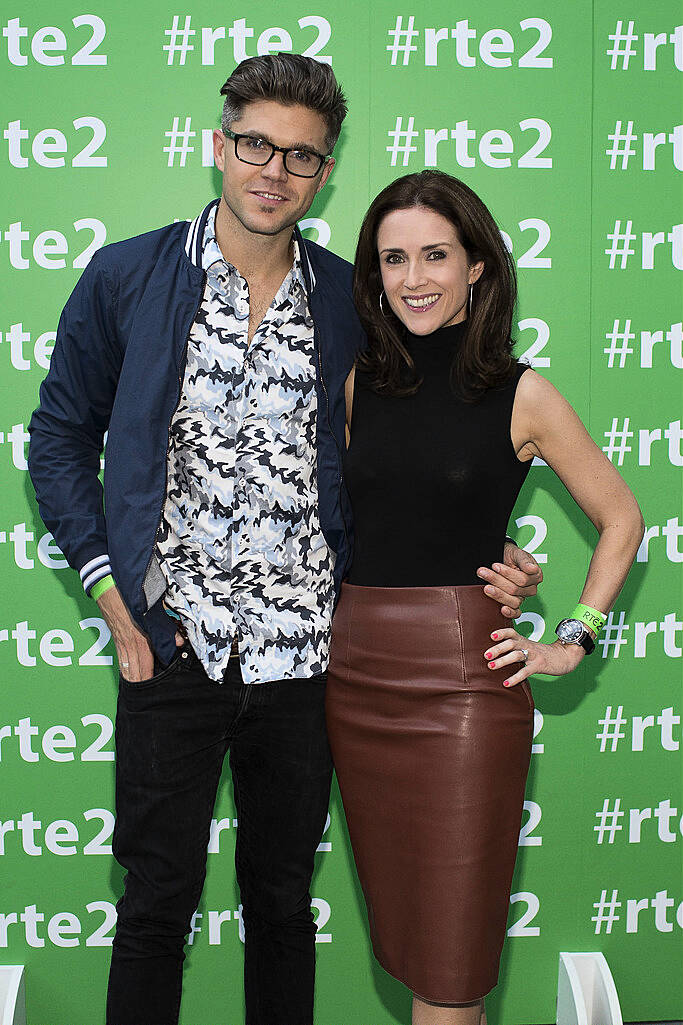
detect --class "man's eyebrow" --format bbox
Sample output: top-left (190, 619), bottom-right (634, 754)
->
top-left (379, 242), bottom-right (453, 254)
top-left (238, 130), bottom-right (319, 152)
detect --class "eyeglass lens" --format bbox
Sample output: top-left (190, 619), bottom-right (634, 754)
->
top-left (235, 135), bottom-right (322, 177)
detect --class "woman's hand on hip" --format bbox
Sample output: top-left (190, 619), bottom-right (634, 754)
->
top-left (483, 627), bottom-right (586, 687)
top-left (476, 546), bottom-right (543, 620)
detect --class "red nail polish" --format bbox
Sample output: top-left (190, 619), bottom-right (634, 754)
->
top-left (503, 680), bottom-right (510, 687)
top-left (492, 633), bottom-right (498, 640)
top-left (489, 661), bottom-right (496, 669)
top-left (484, 651), bottom-right (492, 659)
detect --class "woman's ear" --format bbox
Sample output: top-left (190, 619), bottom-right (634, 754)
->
top-left (468, 260), bottom-right (485, 285)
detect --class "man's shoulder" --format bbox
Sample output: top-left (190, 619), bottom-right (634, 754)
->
top-left (299, 236), bottom-right (353, 295)
top-left (299, 234), bottom-right (367, 353)
top-left (95, 219), bottom-right (189, 274)
top-left (302, 237), bottom-right (352, 273)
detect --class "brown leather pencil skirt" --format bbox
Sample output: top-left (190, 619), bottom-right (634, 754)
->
top-left (326, 582), bottom-right (534, 1004)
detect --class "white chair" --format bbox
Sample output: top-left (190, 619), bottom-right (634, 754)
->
top-left (557, 952), bottom-right (623, 1025)
top-left (0, 967), bottom-right (25, 1025)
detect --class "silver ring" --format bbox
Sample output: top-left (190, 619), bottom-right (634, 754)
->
top-left (520, 649), bottom-right (529, 663)
top-left (120, 661), bottom-right (129, 667)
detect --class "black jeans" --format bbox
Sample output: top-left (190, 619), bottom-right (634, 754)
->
top-left (106, 646), bottom-right (333, 1025)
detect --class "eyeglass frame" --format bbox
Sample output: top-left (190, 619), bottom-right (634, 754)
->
top-left (223, 128), bottom-right (332, 178)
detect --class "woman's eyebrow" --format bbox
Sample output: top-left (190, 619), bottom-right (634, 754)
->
top-left (379, 242), bottom-right (452, 254)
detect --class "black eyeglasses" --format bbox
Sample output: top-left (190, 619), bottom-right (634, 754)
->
top-left (224, 129), bottom-right (331, 178)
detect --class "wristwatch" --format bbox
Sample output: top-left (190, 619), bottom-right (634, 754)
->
top-left (555, 618), bottom-right (595, 655)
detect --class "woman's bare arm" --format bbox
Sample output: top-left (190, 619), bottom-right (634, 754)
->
top-left (487, 369), bottom-right (644, 686)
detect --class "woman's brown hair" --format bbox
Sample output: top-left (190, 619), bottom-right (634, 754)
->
top-left (353, 170), bottom-right (517, 399)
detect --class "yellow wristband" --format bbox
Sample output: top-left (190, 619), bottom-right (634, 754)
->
top-left (571, 604), bottom-right (606, 633)
top-left (90, 575), bottom-right (116, 601)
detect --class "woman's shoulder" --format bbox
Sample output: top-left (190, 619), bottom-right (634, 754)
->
top-left (513, 364), bottom-right (576, 431)
top-left (514, 363), bottom-right (561, 401)
top-left (484, 359), bottom-right (536, 400)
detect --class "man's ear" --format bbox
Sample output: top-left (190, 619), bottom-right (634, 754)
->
top-left (316, 157), bottom-right (336, 194)
top-left (213, 128), bottom-right (227, 172)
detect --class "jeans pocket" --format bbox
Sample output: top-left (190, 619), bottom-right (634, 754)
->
top-left (119, 649), bottom-right (185, 690)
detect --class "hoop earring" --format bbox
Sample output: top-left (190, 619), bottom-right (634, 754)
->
top-left (468, 282), bottom-right (473, 316)
top-left (379, 290), bottom-right (389, 317)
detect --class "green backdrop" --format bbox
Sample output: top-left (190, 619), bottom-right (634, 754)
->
top-left (1, 2), bottom-right (682, 1022)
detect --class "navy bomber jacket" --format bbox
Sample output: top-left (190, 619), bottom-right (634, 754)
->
top-left (28, 199), bottom-right (365, 666)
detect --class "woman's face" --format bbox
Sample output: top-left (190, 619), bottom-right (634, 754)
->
top-left (376, 206), bottom-right (484, 336)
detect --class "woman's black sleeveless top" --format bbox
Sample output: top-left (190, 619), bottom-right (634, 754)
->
top-left (344, 322), bottom-right (532, 586)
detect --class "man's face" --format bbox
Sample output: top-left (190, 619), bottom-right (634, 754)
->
top-left (213, 99), bottom-right (335, 240)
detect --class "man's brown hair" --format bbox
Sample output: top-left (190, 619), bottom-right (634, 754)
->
top-left (220, 54), bottom-right (347, 153)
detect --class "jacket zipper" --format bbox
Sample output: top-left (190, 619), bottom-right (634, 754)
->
top-left (140, 274), bottom-right (206, 612)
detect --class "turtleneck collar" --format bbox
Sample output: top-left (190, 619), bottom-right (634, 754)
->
top-left (406, 319), bottom-right (468, 351)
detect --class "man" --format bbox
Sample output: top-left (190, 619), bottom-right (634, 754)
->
top-left (28, 54), bottom-right (541, 1025)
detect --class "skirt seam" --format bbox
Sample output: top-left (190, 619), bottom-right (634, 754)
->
top-left (453, 587), bottom-right (468, 686)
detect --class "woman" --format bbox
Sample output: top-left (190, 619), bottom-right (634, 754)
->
top-left (325, 170), bottom-right (643, 1025)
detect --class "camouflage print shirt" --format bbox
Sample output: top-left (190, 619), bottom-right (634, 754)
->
top-left (156, 205), bottom-right (335, 683)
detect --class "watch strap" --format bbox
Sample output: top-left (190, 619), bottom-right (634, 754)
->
top-left (576, 632), bottom-right (595, 655)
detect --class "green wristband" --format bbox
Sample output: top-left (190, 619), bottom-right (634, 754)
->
top-left (90, 574), bottom-right (116, 601)
top-left (571, 603), bottom-right (606, 633)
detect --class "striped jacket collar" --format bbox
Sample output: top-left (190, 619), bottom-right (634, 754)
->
top-left (184, 199), bottom-right (317, 292)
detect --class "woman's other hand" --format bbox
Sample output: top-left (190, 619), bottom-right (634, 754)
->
top-left (476, 544), bottom-right (543, 619)
top-left (483, 626), bottom-right (587, 687)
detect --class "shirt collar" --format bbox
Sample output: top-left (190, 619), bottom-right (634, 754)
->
top-left (201, 204), bottom-right (306, 297)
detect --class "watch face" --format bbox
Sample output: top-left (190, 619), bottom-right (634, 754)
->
top-left (557, 619), bottom-right (584, 643)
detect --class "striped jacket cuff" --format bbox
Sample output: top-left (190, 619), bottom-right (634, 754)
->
top-left (80, 554), bottom-right (112, 594)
